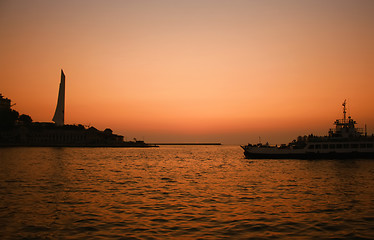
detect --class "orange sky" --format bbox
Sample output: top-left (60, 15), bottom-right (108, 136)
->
top-left (1, 0), bottom-right (373, 144)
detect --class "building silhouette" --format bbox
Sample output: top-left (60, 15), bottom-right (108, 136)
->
top-left (0, 70), bottom-right (156, 147)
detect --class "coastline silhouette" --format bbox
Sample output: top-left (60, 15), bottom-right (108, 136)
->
top-left (0, 71), bottom-right (157, 147)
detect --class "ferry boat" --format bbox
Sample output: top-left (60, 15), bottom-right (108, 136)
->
top-left (241, 101), bottom-right (374, 159)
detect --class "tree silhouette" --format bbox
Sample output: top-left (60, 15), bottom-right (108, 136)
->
top-left (19, 114), bottom-right (33, 125)
top-left (0, 109), bottom-right (19, 129)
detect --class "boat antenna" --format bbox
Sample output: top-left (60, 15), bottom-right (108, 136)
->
top-left (342, 99), bottom-right (347, 122)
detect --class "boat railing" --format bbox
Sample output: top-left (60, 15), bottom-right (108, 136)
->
top-left (308, 135), bottom-right (374, 142)
top-left (334, 118), bottom-right (357, 124)
top-left (329, 127), bottom-right (364, 135)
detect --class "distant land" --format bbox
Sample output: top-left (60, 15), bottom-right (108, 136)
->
top-left (151, 143), bottom-right (221, 146)
top-left (0, 70), bottom-right (157, 148)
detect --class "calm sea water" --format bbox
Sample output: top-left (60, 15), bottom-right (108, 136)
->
top-left (0, 146), bottom-right (373, 239)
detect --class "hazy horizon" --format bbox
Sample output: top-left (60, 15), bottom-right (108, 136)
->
top-left (1, 0), bottom-right (374, 144)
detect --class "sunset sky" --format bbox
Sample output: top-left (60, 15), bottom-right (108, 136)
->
top-left (1, 0), bottom-right (373, 144)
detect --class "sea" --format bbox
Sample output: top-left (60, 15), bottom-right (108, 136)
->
top-left (0, 145), bottom-right (373, 239)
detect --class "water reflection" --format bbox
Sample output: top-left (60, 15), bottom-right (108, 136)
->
top-left (0, 146), bottom-right (373, 239)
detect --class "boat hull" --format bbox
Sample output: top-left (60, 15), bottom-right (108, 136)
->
top-left (242, 146), bottom-right (374, 159)
top-left (244, 152), bottom-right (374, 160)
top-left (242, 147), bottom-right (374, 160)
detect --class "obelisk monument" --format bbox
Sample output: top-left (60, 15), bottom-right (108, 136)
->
top-left (52, 69), bottom-right (65, 126)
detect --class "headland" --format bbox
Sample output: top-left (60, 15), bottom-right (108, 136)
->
top-left (0, 70), bottom-right (157, 148)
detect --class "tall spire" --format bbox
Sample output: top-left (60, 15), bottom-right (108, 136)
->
top-left (52, 69), bottom-right (65, 126)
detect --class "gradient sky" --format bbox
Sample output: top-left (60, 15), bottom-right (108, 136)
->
top-left (1, 0), bottom-right (373, 144)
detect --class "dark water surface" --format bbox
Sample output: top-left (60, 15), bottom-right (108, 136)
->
top-left (0, 146), bottom-right (373, 239)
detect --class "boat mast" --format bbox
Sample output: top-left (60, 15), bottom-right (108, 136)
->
top-left (342, 99), bottom-right (346, 123)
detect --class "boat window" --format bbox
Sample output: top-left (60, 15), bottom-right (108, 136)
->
top-left (367, 143), bottom-right (373, 148)
top-left (336, 144), bottom-right (342, 149)
top-left (351, 144), bottom-right (359, 148)
top-left (360, 144), bottom-right (366, 148)
top-left (322, 144), bottom-right (328, 149)
top-left (315, 145), bottom-right (321, 149)
top-left (343, 144), bottom-right (349, 148)
top-left (329, 144), bottom-right (335, 149)
top-left (308, 145), bottom-right (314, 149)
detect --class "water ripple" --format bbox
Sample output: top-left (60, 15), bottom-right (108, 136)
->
top-left (0, 146), bottom-right (373, 239)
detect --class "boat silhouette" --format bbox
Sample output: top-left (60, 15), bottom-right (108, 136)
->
top-left (241, 101), bottom-right (374, 159)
